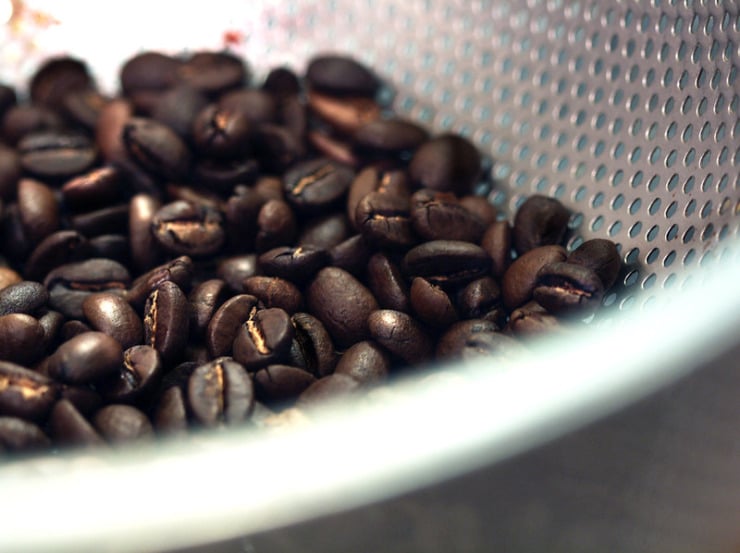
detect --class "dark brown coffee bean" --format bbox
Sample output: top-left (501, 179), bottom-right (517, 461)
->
top-left (460, 331), bottom-right (525, 362)
top-left (295, 374), bottom-right (361, 408)
top-left (403, 240), bottom-right (491, 286)
top-left (410, 189), bottom-right (486, 243)
top-left (122, 117), bottom-right (191, 180)
top-left (47, 331), bottom-right (124, 384)
top-left (0, 84), bottom-right (17, 121)
top-left (120, 51), bottom-right (181, 97)
top-left (283, 158), bottom-right (354, 213)
top-left (62, 88), bottom-right (110, 131)
top-left (409, 134), bottom-right (481, 195)
top-left (18, 132), bottom-right (96, 178)
top-left (334, 341), bottom-right (390, 384)
top-left (242, 276), bottom-right (304, 314)
top-left (98, 345), bottom-right (162, 404)
top-left (29, 56), bottom-right (93, 109)
top-left (0, 144), bottom-right (22, 200)
top-left (0, 416), bottom-right (50, 452)
top-left (507, 301), bottom-right (565, 337)
top-left (567, 239), bottom-right (621, 290)
top-left (353, 118), bottom-right (429, 155)
top-left (480, 220), bottom-right (512, 279)
top-left (290, 312), bottom-right (336, 377)
top-left (263, 66), bottom-right (301, 98)
top-left (232, 307), bottom-right (294, 371)
top-left (93, 404), bottom-right (154, 443)
top-left (188, 279), bottom-right (228, 339)
top-left (61, 166), bottom-right (122, 211)
top-left (218, 88), bottom-right (278, 125)
top-left (192, 104), bottom-right (253, 159)
top-left (253, 364), bottom-right (316, 404)
top-left (126, 256), bottom-right (193, 309)
top-left (48, 399), bottom-right (105, 447)
top-left (368, 309), bottom-right (434, 365)
top-left (459, 195), bottom-right (498, 227)
top-left (512, 195), bottom-right (570, 255)
top-left (178, 51), bottom-right (247, 96)
top-left (17, 178), bottom-right (60, 244)
top-left (60, 320), bottom-right (93, 342)
top-left (224, 189), bottom-right (263, 252)
top-left (298, 213), bottom-right (352, 250)
top-left (367, 253), bottom-right (410, 312)
top-left (95, 98), bottom-right (133, 164)
top-left (151, 200), bottom-right (225, 256)
top-left (356, 191), bottom-right (416, 249)
top-left (153, 386), bottom-right (188, 435)
top-left (501, 245), bottom-right (567, 311)
top-left (37, 309), bottom-right (65, 350)
top-left (206, 294), bottom-right (259, 358)
top-left (254, 124), bottom-right (305, 173)
top-left (0, 314), bottom-right (45, 366)
top-left (57, 384), bottom-right (103, 416)
top-left (143, 281), bottom-right (189, 363)
top-left (258, 246), bottom-right (330, 284)
top-left (308, 130), bottom-right (361, 167)
top-left (456, 277), bottom-right (502, 320)
top-left (329, 234), bottom-right (373, 277)
top-left (82, 293), bottom-right (143, 349)
top-left (70, 204), bottom-right (130, 237)
top-left (87, 234), bottom-right (129, 264)
top-left (306, 267), bottom-right (379, 348)
top-left (409, 277), bottom-right (458, 328)
top-left (187, 358), bottom-right (254, 427)
top-left (128, 194), bottom-right (163, 272)
top-left (306, 55), bottom-right (380, 97)
top-left (533, 261), bottom-right (605, 316)
top-left (255, 199), bottom-right (297, 252)
top-left (2, 104), bottom-right (63, 146)
top-left (0, 361), bottom-right (57, 421)
top-left (217, 255), bottom-right (259, 293)
top-left (436, 319), bottom-right (499, 360)
top-left (0, 281), bottom-right (48, 316)
top-left (308, 91), bottom-right (381, 134)
top-left (194, 157), bottom-right (260, 192)
top-left (151, 85), bottom-right (209, 140)
top-left (0, 267), bottom-right (22, 291)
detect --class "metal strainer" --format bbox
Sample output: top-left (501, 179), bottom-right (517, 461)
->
top-left (0, 1), bottom-right (738, 552)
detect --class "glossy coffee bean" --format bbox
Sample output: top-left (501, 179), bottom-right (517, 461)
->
top-left (0, 267), bottom-right (22, 291)
top-left (48, 399), bottom-right (105, 447)
top-left (93, 404), bottom-right (154, 444)
top-left (308, 129), bottom-right (361, 167)
top-left (255, 199), bottom-right (297, 252)
top-left (283, 158), bottom-right (353, 213)
top-left (62, 88), bottom-right (110, 131)
top-left (410, 189), bottom-right (486, 243)
top-left (308, 91), bottom-right (381, 134)
top-left (306, 55), bottom-right (380, 97)
top-left (206, 294), bottom-right (259, 358)
top-left (329, 234), bottom-right (373, 277)
top-left (129, 194), bottom-right (163, 272)
top-left (0, 281), bottom-right (48, 316)
top-left (151, 85), bottom-right (209, 140)
top-left (29, 56), bottom-right (92, 109)
top-left (254, 124), bottom-right (305, 173)
top-left (218, 89), bottom-right (277, 125)
top-left (403, 240), bottom-right (491, 286)
top-left (334, 341), bottom-right (390, 384)
top-left (24, 231), bottom-right (87, 282)
top-left (367, 253), bottom-right (410, 312)
top-left (95, 98), bottom-right (134, 164)
top-left (295, 373), bottom-right (361, 408)
top-left (120, 51), bottom-right (181, 97)
top-left (188, 279), bottom-right (228, 339)
top-left (253, 364), bottom-right (316, 404)
top-left (480, 220), bottom-right (512, 279)
top-left (2, 104), bottom-right (63, 146)
top-left (17, 178), bottom-right (60, 244)
top-left (87, 234), bottom-right (130, 264)
top-left (262, 66), bottom-right (301, 98)
top-left (192, 104), bottom-right (253, 159)
top-left (298, 213), bottom-right (352, 250)
top-left (143, 280), bottom-right (189, 363)
top-left (501, 245), bottom-right (567, 311)
top-left (187, 358), bottom-right (254, 427)
top-left (459, 195), bottom-right (498, 227)
top-left (507, 301), bottom-right (565, 337)
top-left (436, 319), bottom-right (499, 361)
top-left (258, 246), bottom-right (330, 283)
top-left (533, 261), bottom-right (604, 316)
top-left (60, 320), bottom-right (93, 342)
top-left (409, 134), bottom-right (481, 195)
top-left (18, 132), bottom-right (96, 178)
top-left (47, 331), bottom-right (124, 384)
top-left (290, 312), bottom-right (336, 377)
top-left (0, 416), bottom-right (50, 452)
top-left (232, 307), bottom-right (294, 371)
top-left (153, 386), bottom-right (189, 435)
top-left (456, 277), bottom-right (502, 320)
top-left (37, 309), bottom-right (65, 350)
top-left (567, 238), bottom-right (621, 289)
top-left (97, 345), bottom-right (162, 404)
top-left (177, 51), bottom-right (247, 96)
top-left (409, 277), bottom-right (458, 328)
top-left (122, 117), bottom-right (191, 180)
top-left (0, 314), bottom-right (45, 366)
top-left (306, 267), bottom-right (379, 348)
top-left (224, 189), bottom-right (262, 252)
top-left (353, 118), bottom-right (429, 155)
top-left (61, 166), bottom-right (122, 211)
top-left (242, 276), bottom-right (304, 314)
top-left (151, 201), bottom-right (225, 256)
top-left (356, 191), bottom-right (416, 249)
top-left (70, 204), bottom-right (130, 238)
top-left (82, 293), bottom-right (143, 350)
top-left (0, 361), bottom-right (57, 421)
top-left (217, 255), bottom-right (259, 293)
top-left (347, 167), bottom-right (410, 234)
top-left (512, 195), bottom-right (570, 255)
top-left (126, 255), bottom-right (193, 310)
top-left (368, 309), bottom-right (434, 365)
top-left (0, 144), bottom-right (21, 200)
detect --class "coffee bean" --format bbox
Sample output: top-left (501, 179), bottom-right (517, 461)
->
top-left (151, 85), bottom-right (209, 140)
top-left (355, 191), bottom-right (416, 249)
top-left (403, 240), bottom-right (491, 286)
top-left (61, 166), bottom-right (122, 211)
top-left (29, 56), bottom-right (92, 109)
top-left (206, 294), bottom-right (259, 358)
top-left (306, 267), bottom-right (379, 348)
top-left (480, 220), bottom-right (512, 279)
top-left (49, 398), bottom-right (106, 447)
top-left (232, 307), bottom-right (294, 371)
top-left (258, 246), bottom-right (330, 284)
top-left (512, 195), bottom-right (570, 255)
top-left (120, 51), bottom-right (181, 98)
top-left (334, 341), bottom-right (390, 384)
top-left (217, 255), bottom-right (259, 293)
top-left (255, 199), bottom-right (297, 252)
top-left (126, 255), bottom-right (193, 310)
top-left (0, 361), bottom-right (57, 421)
top-left (367, 253), bottom-right (410, 312)
top-left (410, 189), bottom-right (486, 243)
top-left (567, 239), bottom-right (621, 290)
top-left (18, 132), bottom-right (96, 178)
top-left (368, 309), bottom-right (433, 365)
top-left (263, 66), bottom-right (301, 99)
top-left (306, 55), bottom-right (380, 97)
top-left (507, 301), bottom-right (565, 337)
top-left (17, 178), bottom-right (60, 244)
top-left (329, 234), bottom-right (373, 277)
top-left (501, 245), bottom-right (567, 311)
top-left (298, 213), bottom-right (352, 250)
top-left (436, 319), bottom-right (500, 361)
top-left (0, 144), bottom-right (22, 200)
top-left (218, 89), bottom-right (278, 125)
top-left (308, 130), bottom-right (361, 167)
top-left (37, 309), bottom-right (65, 350)
top-left (284, 158), bottom-right (353, 213)
top-left (0, 314), bottom-right (45, 366)
top-left (308, 91), bottom-right (381, 134)
top-left (93, 404), bottom-right (154, 443)
top-left (24, 230), bottom-right (88, 282)
top-left (178, 51), bottom-right (247, 96)
top-left (122, 117), bottom-right (191, 180)
top-left (143, 280), bottom-right (189, 363)
top-left (82, 293), bottom-right (143, 349)
top-left (0, 267), bottom-right (22, 291)
top-left (533, 261), bottom-right (604, 316)
top-left (188, 279), bottom-right (229, 339)
top-left (187, 358), bottom-right (254, 427)
top-left (128, 194), bottom-right (163, 272)
top-left (409, 134), bottom-right (481, 195)
top-left (0, 416), bottom-right (50, 452)
top-left (295, 373), bottom-right (361, 408)
top-left (459, 195), bottom-right (498, 227)
top-left (96, 345), bottom-right (161, 404)
top-left (460, 331), bottom-right (525, 362)
top-left (152, 200), bottom-right (225, 256)
top-left (62, 88), bottom-right (110, 131)
top-left (290, 312), bottom-right (336, 377)
top-left (2, 104), bottom-right (64, 146)
top-left (409, 277), bottom-right (458, 328)
top-left (192, 104), bottom-right (253, 159)
top-left (242, 276), bottom-right (304, 314)
top-left (60, 320), bottom-right (93, 342)
top-left (353, 118), bottom-right (429, 155)
top-left (0, 84), bottom-right (17, 121)
top-left (253, 364), bottom-right (316, 404)
top-left (153, 386), bottom-right (188, 435)
top-left (87, 234), bottom-right (129, 264)
top-left (47, 331), bottom-right (124, 384)
top-left (70, 204), bottom-right (130, 238)
top-left (254, 124), bottom-right (305, 173)
top-left (456, 277), bottom-right (502, 320)
top-left (0, 281), bottom-right (48, 316)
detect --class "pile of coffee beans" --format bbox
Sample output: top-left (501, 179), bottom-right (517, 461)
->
top-left (0, 50), bottom-right (621, 455)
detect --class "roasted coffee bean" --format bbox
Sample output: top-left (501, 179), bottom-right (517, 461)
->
top-left (24, 231), bottom-right (88, 282)
top-left (258, 246), bottom-right (330, 283)
top-left (367, 253), bottom-right (410, 312)
top-left (334, 341), bottom-right (390, 384)
top-left (298, 213), bottom-right (352, 250)
top-left (308, 91), bottom-right (381, 134)
top-left (356, 191), bottom-right (416, 249)
top-left (217, 255), bottom-right (259, 293)
top-left (507, 301), bottom-right (565, 337)
top-left (283, 158), bottom-right (353, 213)
top-left (501, 245), bottom-right (567, 311)
top-left (151, 85), bottom-right (209, 140)
top-left (436, 319), bottom-right (500, 361)
top-left (308, 129), bottom-right (361, 167)
top-left (187, 358), bottom-right (254, 427)
top-left (18, 132), bottom-right (96, 178)
top-left (459, 195), bottom-right (498, 227)
top-left (0, 416), bottom-right (50, 452)
top-left (456, 277), bottom-right (502, 320)
top-left (409, 277), bottom-right (458, 328)
top-left (82, 293), bottom-right (143, 349)
top-left (253, 364), bottom-right (316, 405)
top-left (280, 94), bottom-right (308, 142)
top-left (98, 345), bottom-right (162, 404)
top-left (57, 384), bottom-right (102, 417)
top-left (44, 258), bottom-right (130, 319)
top-left (1, 204), bottom-right (33, 261)
top-left (410, 189), bottom-right (486, 243)
top-left (93, 404), bottom-right (154, 444)
top-left (17, 178), bottom-right (60, 244)
top-left (192, 104), bottom-right (253, 159)
top-left (178, 51), bottom-right (247, 96)
top-left (47, 331), bottom-right (124, 384)
top-left (95, 98), bottom-right (134, 164)
top-left (255, 199), bottom-right (297, 252)
top-left (151, 200), bottom-right (225, 256)
top-left (188, 279), bottom-right (228, 339)
top-left (37, 309), bottom-right (65, 350)
top-left (533, 261), bottom-right (604, 316)
top-left (567, 239), bottom-right (621, 290)
top-left (0, 84), bottom-right (16, 120)
top-left (263, 66), bottom-right (301, 99)
top-left (0, 144), bottom-right (22, 200)
top-left (29, 56), bottom-right (93, 109)
top-left (129, 194), bottom-right (163, 272)
top-left (232, 307), bottom-right (294, 371)
top-left (290, 312), bottom-right (336, 377)
top-left (353, 118), bottom-right (429, 155)
top-left (2, 104), bottom-right (63, 146)
top-left (368, 309), bottom-right (433, 365)
top-left (254, 124), bottom-right (305, 173)
top-left (0, 314), bottom-right (45, 366)
top-left (0, 281), bottom-right (48, 316)
top-left (295, 373), bottom-right (361, 408)
top-left (307, 267), bottom-right (379, 348)
top-left (194, 157), bottom-right (259, 192)
top-left (460, 331), bottom-right (525, 361)
top-left (306, 55), bottom-right (380, 97)
top-left (403, 240), bottom-right (491, 286)
top-left (48, 399), bottom-right (105, 447)
top-left (61, 166), bottom-right (122, 211)
top-left (122, 117), bottom-right (191, 180)
top-left (0, 361), bottom-right (57, 421)
top-left (243, 276), bottom-right (304, 313)
top-left (218, 88), bottom-right (277, 125)
top-left (87, 234), bottom-right (129, 264)
top-left (480, 220), bottom-right (512, 279)
top-left (224, 190), bottom-right (263, 252)
top-left (206, 294), bottom-right (259, 358)
top-left (60, 320), bottom-right (93, 342)
top-left (329, 234), bottom-right (373, 277)
top-left (70, 204), bottom-right (130, 237)
top-left (62, 88), bottom-right (110, 131)
top-left (512, 195), bottom-right (570, 255)
top-left (143, 280), bottom-right (189, 363)
top-left (409, 134), bottom-right (481, 195)
top-left (153, 386), bottom-right (189, 434)
top-left (126, 256), bottom-right (193, 309)
top-left (0, 267), bottom-right (22, 291)
top-left (120, 51), bottom-right (181, 98)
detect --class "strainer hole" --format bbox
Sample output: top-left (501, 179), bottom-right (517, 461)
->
top-left (629, 198), bottom-right (642, 215)
top-left (717, 174), bottom-right (728, 193)
top-left (593, 141), bottom-right (605, 156)
top-left (608, 221), bottom-right (622, 237)
top-left (573, 186), bottom-right (587, 202)
top-left (678, 70), bottom-right (689, 90)
top-left (702, 223), bottom-right (715, 241)
top-left (553, 183), bottom-right (566, 199)
top-left (624, 270), bottom-right (639, 287)
top-left (663, 273), bottom-right (677, 288)
top-left (630, 118), bottom-right (643, 136)
top-left (646, 248), bottom-right (660, 265)
top-left (646, 225), bottom-right (659, 242)
top-left (700, 200), bottom-right (713, 219)
top-left (611, 117), bottom-right (623, 135)
top-left (663, 97), bottom-right (675, 115)
top-left (629, 221), bottom-right (642, 238)
top-left (698, 97), bottom-right (708, 116)
top-left (620, 296), bottom-right (635, 311)
top-left (647, 122), bottom-right (659, 140)
top-left (682, 123), bottom-right (693, 142)
top-left (665, 201), bottom-right (678, 218)
top-left (566, 235), bottom-right (583, 251)
top-left (685, 199), bottom-right (696, 216)
top-left (642, 273), bottom-right (657, 289)
top-left (649, 146), bottom-right (662, 164)
top-left (568, 212), bottom-right (584, 229)
top-left (625, 248), bottom-right (639, 265)
top-left (630, 147), bottom-right (642, 163)
top-left (647, 175), bottom-right (660, 192)
top-left (683, 148), bottom-right (696, 167)
top-left (684, 175), bottom-right (696, 193)
top-left (682, 226), bottom-right (695, 243)
top-left (648, 93), bottom-right (659, 112)
top-left (663, 67), bottom-right (674, 87)
top-left (677, 41), bottom-right (688, 62)
top-left (612, 169), bottom-right (624, 186)
top-left (667, 174), bottom-right (679, 191)
top-left (590, 216), bottom-right (604, 232)
top-left (649, 198), bottom-right (662, 215)
top-left (681, 96), bottom-right (693, 114)
top-left (666, 122), bottom-right (678, 140)
top-left (665, 150), bottom-right (678, 168)
top-left (700, 121), bottom-right (712, 141)
top-left (591, 192), bottom-right (605, 208)
top-left (666, 224), bottom-right (678, 242)
top-left (663, 250), bottom-right (677, 267)
top-left (631, 171), bottom-right (644, 188)
top-left (684, 249), bottom-right (696, 265)
top-left (602, 292), bottom-right (617, 307)
top-left (699, 250), bottom-right (715, 267)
